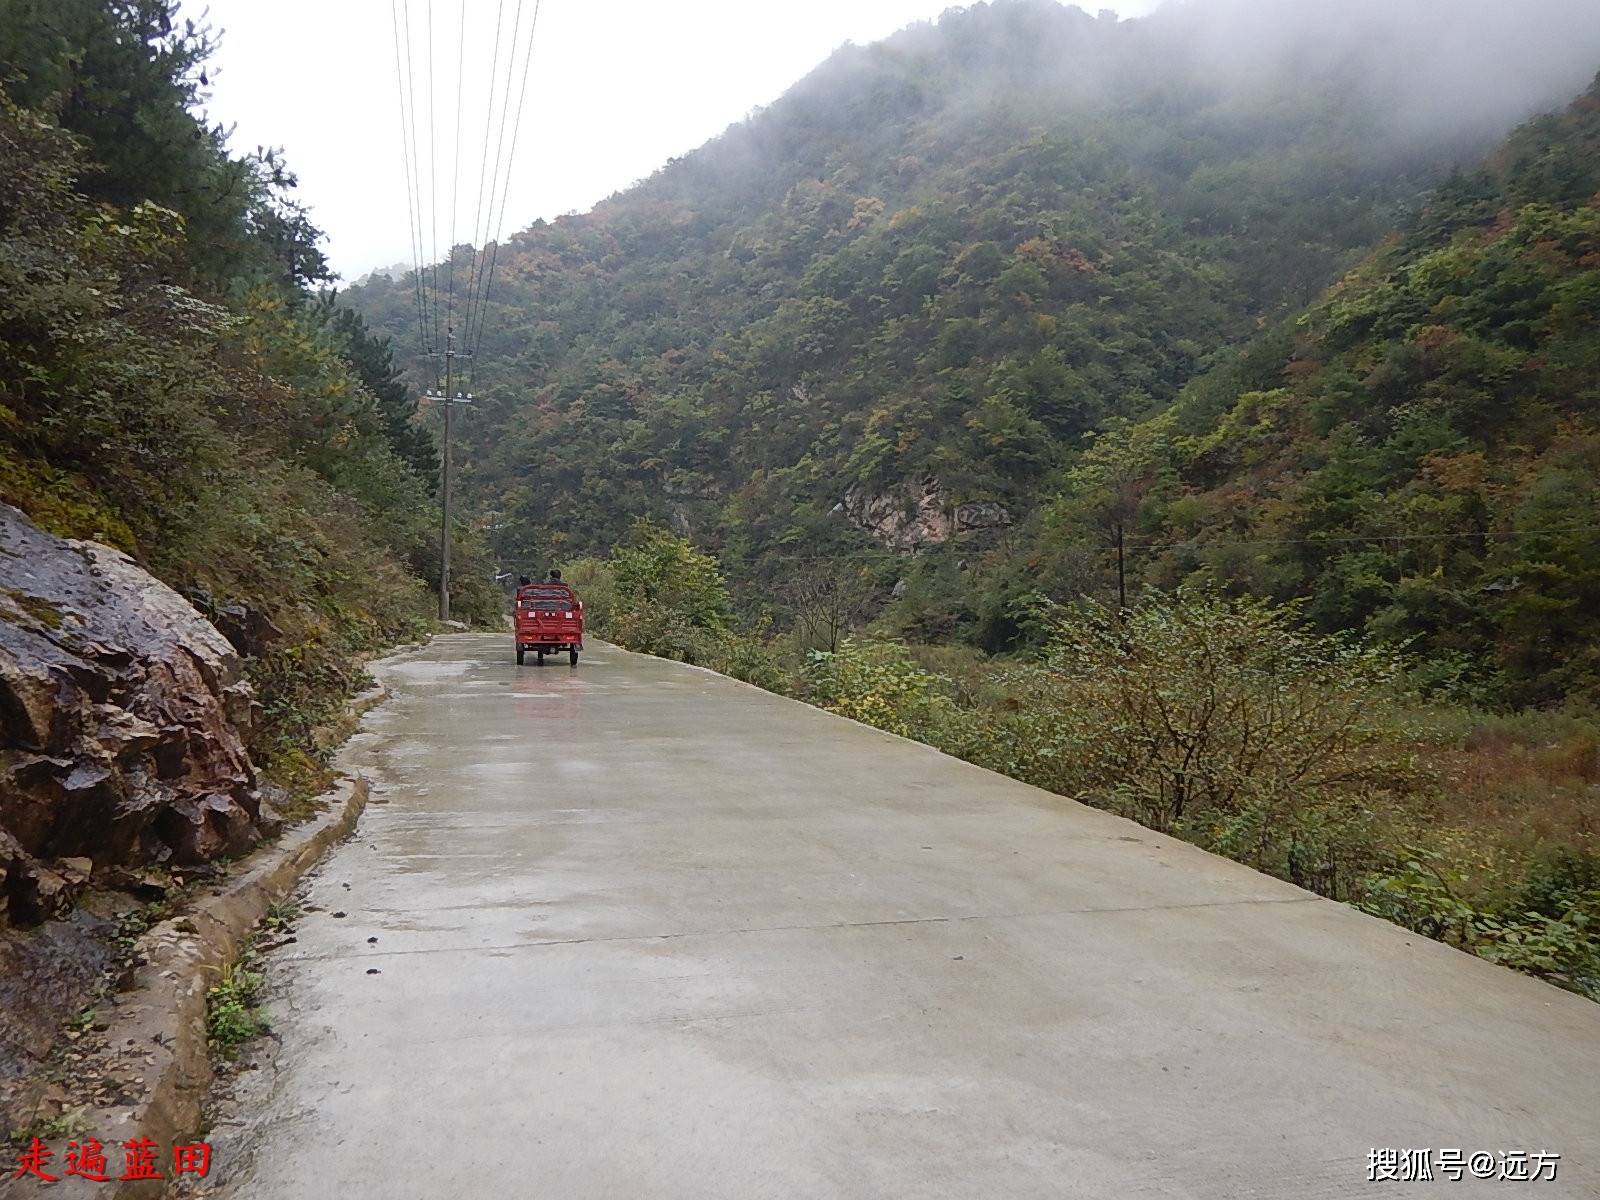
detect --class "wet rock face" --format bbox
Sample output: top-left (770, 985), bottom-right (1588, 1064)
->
top-left (186, 585), bottom-right (282, 659)
top-left (0, 504), bottom-right (267, 926)
top-left (835, 477), bottom-right (1013, 550)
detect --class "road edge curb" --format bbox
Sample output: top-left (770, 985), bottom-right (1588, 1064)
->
top-left (42, 678), bottom-right (397, 1199)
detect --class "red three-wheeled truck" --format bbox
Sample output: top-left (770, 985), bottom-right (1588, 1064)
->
top-left (513, 580), bottom-right (584, 665)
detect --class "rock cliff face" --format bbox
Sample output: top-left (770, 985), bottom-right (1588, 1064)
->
top-left (836, 478), bottom-right (1013, 551)
top-left (0, 504), bottom-right (273, 926)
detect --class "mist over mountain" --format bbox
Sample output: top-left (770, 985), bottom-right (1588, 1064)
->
top-left (1160, 0), bottom-right (1600, 143)
top-left (660, 0), bottom-right (1600, 209)
top-left (350, 0), bottom-right (1600, 701)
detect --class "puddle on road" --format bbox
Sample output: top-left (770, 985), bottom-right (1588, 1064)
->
top-left (386, 659), bottom-right (471, 681)
top-left (382, 739), bottom-right (436, 765)
top-left (464, 760), bottom-right (550, 783)
top-left (457, 758), bottom-right (605, 784)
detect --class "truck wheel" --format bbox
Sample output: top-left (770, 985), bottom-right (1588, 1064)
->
top-left (516, 646), bottom-right (524, 665)
top-left (569, 648), bottom-right (579, 666)
top-left (536, 650), bottom-right (545, 666)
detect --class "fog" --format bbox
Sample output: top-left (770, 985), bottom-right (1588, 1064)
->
top-left (188, 0), bottom-right (1160, 280)
top-left (651, 0), bottom-right (1600, 221)
top-left (1158, 0), bottom-right (1600, 145)
top-left (190, 0), bottom-right (1600, 280)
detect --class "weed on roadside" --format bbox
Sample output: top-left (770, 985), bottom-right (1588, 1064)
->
top-left (113, 899), bottom-right (173, 954)
top-left (10, 1105), bottom-right (90, 1149)
top-left (206, 960), bottom-right (268, 1062)
top-left (262, 900), bottom-right (301, 932)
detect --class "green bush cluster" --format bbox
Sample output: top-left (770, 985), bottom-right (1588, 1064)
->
top-left (205, 961), bottom-right (267, 1062)
top-left (1361, 849), bottom-right (1600, 997)
top-left (604, 521), bottom-right (734, 662)
top-left (1006, 590), bottom-right (1424, 896)
top-left (571, 523), bottom-right (780, 687)
top-left (802, 639), bottom-right (952, 740)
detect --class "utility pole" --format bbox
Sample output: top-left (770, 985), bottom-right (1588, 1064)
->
top-left (1115, 522), bottom-right (1127, 614)
top-left (426, 326), bottom-right (472, 622)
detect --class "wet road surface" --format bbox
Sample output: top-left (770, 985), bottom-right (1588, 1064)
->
top-left (215, 635), bottom-right (1600, 1198)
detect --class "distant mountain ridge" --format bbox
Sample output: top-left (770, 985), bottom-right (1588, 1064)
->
top-left (349, 0), bottom-right (1600, 698)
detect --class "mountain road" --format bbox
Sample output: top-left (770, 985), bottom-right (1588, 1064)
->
top-left (209, 634), bottom-right (1600, 1198)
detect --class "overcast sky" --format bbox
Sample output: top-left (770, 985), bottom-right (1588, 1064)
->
top-left (183, 1), bottom-right (1160, 279)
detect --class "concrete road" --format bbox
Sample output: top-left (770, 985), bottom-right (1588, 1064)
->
top-left (213, 635), bottom-right (1599, 1198)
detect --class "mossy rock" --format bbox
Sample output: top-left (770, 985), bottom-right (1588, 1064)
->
top-left (0, 588), bottom-right (66, 630)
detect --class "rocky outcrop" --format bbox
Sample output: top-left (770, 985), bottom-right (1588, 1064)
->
top-left (662, 474), bottom-right (724, 539)
top-left (835, 477), bottom-right (1013, 550)
top-left (953, 499), bottom-right (1014, 534)
top-left (0, 505), bottom-right (273, 927)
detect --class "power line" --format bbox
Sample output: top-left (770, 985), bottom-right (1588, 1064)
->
top-left (445, 0), bottom-right (468, 341)
top-left (387, 0), bottom-right (544, 385)
top-left (465, 0), bottom-right (528, 378)
top-left (389, 0), bottom-right (434, 378)
top-left (384, 0), bottom-right (546, 619)
top-left (460, 0), bottom-right (506, 361)
top-left (402, 0), bottom-right (441, 385)
top-left (470, 0), bottom-right (544, 378)
top-left (425, 0), bottom-right (442, 363)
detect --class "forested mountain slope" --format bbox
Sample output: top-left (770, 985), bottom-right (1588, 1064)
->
top-left (1063, 73), bottom-right (1600, 705)
top-left (350, 0), bottom-right (1600, 700)
top-left (0, 2), bottom-right (497, 792)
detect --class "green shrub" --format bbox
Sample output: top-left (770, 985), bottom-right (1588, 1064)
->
top-left (612, 607), bottom-right (730, 665)
top-left (610, 521), bottom-right (733, 640)
top-left (1361, 848), bottom-right (1600, 998)
top-left (802, 639), bottom-right (953, 739)
top-left (712, 633), bottom-right (787, 691)
top-left (583, 524), bottom-right (747, 668)
top-left (206, 961), bottom-right (267, 1061)
top-left (564, 557), bottom-right (618, 632)
top-left (1472, 897), bottom-right (1600, 995)
top-left (1005, 588), bottom-right (1424, 894)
